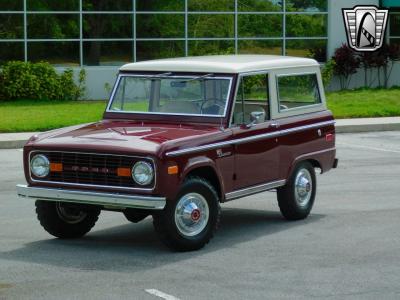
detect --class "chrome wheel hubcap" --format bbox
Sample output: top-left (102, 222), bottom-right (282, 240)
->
top-left (56, 203), bottom-right (87, 224)
top-left (174, 193), bottom-right (209, 237)
top-left (294, 168), bottom-right (312, 207)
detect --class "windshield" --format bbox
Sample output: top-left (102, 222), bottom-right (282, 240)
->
top-left (108, 75), bottom-right (232, 117)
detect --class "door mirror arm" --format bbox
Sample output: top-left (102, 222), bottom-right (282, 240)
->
top-left (245, 111), bottom-right (264, 129)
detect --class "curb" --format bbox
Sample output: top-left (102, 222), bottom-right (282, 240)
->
top-left (1, 123), bottom-right (400, 149)
top-left (335, 117), bottom-right (400, 134)
top-left (0, 132), bottom-right (37, 150)
top-left (0, 140), bottom-right (29, 149)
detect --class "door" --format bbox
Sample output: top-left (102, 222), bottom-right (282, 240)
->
top-left (231, 73), bottom-right (280, 190)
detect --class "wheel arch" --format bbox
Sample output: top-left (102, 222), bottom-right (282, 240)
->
top-left (181, 157), bottom-right (224, 201)
top-left (286, 157), bottom-right (322, 179)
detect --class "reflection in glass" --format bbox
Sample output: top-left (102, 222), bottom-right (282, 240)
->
top-left (136, 0), bottom-right (184, 11)
top-left (0, 14), bottom-right (23, 39)
top-left (28, 42), bottom-right (80, 66)
top-left (28, 14), bottom-right (79, 39)
top-left (286, 39), bottom-right (327, 62)
top-left (238, 15), bottom-right (282, 37)
top-left (27, 0), bottom-right (79, 11)
top-left (389, 38), bottom-right (400, 47)
top-left (286, 14), bottom-right (327, 37)
top-left (390, 14), bottom-right (400, 37)
top-left (83, 14), bottom-right (132, 38)
top-left (239, 40), bottom-right (283, 55)
top-left (136, 14), bottom-right (184, 38)
top-left (136, 41), bottom-right (184, 61)
top-left (0, 1), bottom-right (23, 11)
top-left (189, 40), bottom-right (235, 56)
top-left (83, 41), bottom-right (133, 66)
top-left (238, 0), bottom-right (282, 12)
top-left (82, 0), bottom-right (132, 11)
top-left (188, 0), bottom-right (235, 11)
top-left (189, 15), bottom-right (234, 38)
top-left (286, 0), bottom-right (327, 12)
top-left (0, 42), bottom-right (24, 64)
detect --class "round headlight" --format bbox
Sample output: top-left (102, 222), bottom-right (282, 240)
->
top-left (132, 161), bottom-right (154, 186)
top-left (30, 154), bottom-right (50, 178)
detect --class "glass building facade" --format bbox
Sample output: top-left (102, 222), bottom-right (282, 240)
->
top-left (0, 0), bottom-right (329, 66)
top-left (389, 11), bottom-right (400, 47)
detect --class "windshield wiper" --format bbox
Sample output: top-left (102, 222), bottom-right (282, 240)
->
top-left (177, 73), bottom-right (214, 83)
top-left (142, 72), bottom-right (172, 80)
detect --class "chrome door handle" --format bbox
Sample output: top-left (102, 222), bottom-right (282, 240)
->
top-left (270, 122), bottom-right (280, 129)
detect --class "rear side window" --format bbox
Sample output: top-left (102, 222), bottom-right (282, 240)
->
top-left (277, 73), bottom-right (321, 111)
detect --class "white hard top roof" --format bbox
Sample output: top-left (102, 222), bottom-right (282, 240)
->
top-left (120, 55), bottom-right (319, 74)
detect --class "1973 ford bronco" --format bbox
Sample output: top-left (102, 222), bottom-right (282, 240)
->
top-left (17, 55), bottom-right (338, 251)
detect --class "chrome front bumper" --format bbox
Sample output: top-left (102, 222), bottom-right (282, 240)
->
top-left (16, 184), bottom-right (166, 210)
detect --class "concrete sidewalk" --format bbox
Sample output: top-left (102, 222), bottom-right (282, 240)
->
top-left (1, 117), bottom-right (400, 149)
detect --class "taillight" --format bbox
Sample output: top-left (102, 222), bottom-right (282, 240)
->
top-left (325, 133), bottom-right (334, 142)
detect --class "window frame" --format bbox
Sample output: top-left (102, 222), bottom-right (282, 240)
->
top-left (106, 73), bottom-right (234, 118)
top-left (229, 70), bottom-right (272, 128)
top-left (271, 67), bottom-right (326, 119)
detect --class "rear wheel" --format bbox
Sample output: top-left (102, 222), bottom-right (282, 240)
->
top-left (277, 161), bottom-right (316, 220)
top-left (35, 200), bottom-right (100, 238)
top-left (153, 177), bottom-right (221, 251)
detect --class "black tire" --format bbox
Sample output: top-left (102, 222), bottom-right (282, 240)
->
top-left (35, 200), bottom-right (101, 239)
top-left (123, 209), bottom-right (149, 223)
top-left (277, 161), bottom-right (316, 221)
top-left (153, 177), bottom-right (221, 251)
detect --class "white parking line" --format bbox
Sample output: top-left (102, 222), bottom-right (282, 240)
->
top-left (145, 289), bottom-right (180, 300)
top-left (337, 143), bottom-right (400, 154)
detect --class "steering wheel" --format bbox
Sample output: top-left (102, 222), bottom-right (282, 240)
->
top-left (200, 99), bottom-right (225, 114)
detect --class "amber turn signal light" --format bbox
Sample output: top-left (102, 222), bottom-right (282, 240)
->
top-left (117, 167), bottom-right (131, 177)
top-left (168, 165), bottom-right (179, 175)
top-left (50, 163), bottom-right (63, 172)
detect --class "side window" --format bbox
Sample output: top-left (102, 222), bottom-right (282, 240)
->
top-left (277, 73), bottom-right (321, 111)
top-left (232, 73), bottom-right (269, 126)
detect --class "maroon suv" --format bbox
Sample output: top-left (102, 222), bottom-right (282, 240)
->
top-left (17, 55), bottom-right (338, 251)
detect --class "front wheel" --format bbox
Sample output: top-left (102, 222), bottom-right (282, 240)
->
top-left (35, 200), bottom-right (101, 238)
top-left (277, 161), bottom-right (316, 220)
top-left (153, 177), bottom-right (221, 251)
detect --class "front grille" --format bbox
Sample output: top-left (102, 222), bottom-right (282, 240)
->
top-left (30, 151), bottom-right (155, 189)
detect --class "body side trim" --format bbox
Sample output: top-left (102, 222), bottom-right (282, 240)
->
top-left (166, 120), bottom-right (335, 157)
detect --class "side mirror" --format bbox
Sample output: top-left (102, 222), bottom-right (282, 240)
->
top-left (246, 111), bottom-right (264, 128)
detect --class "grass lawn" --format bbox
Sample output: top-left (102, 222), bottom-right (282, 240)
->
top-left (0, 88), bottom-right (399, 133)
top-left (326, 88), bottom-right (400, 119)
top-left (0, 100), bottom-right (107, 133)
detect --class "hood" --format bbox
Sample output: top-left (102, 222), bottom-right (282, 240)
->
top-left (26, 120), bottom-right (221, 156)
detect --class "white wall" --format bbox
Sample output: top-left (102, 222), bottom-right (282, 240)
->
top-left (56, 66), bottom-right (119, 100)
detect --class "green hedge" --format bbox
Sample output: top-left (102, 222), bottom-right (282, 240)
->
top-left (0, 61), bottom-right (86, 101)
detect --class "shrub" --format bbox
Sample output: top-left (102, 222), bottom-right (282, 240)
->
top-left (332, 44), bottom-right (360, 90)
top-left (0, 61), bottom-right (86, 101)
top-left (321, 59), bottom-right (336, 88)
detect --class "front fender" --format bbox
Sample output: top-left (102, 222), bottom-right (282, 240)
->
top-left (179, 156), bottom-right (226, 200)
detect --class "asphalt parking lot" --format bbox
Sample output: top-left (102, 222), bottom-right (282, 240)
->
top-left (1, 131), bottom-right (400, 300)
